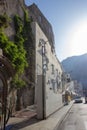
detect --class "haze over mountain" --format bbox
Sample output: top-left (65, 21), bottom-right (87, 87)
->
top-left (62, 53), bottom-right (87, 89)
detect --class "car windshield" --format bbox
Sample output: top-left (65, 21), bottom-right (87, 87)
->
top-left (76, 96), bottom-right (81, 99)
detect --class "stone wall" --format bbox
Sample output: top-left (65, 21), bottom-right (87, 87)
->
top-left (0, 0), bottom-right (35, 111)
top-left (0, 0), bottom-right (25, 16)
top-left (0, 0), bottom-right (25, 40)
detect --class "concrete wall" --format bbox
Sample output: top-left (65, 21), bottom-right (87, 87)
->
top-left (36, 75), bottom-right (43, 119)
top-left (32, 22), bottom-right (63, 118)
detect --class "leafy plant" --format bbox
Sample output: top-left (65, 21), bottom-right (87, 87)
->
top-left (0, 7), bottom-right (35, 88)
top-left (0, 14), bottom-right (10, 29)
top-left (0, 14), bottom-right (28, 88)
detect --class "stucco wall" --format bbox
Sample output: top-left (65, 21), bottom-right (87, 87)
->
top-left (32, 22), bottom-right (63, 118)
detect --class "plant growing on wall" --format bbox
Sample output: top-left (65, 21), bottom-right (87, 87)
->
top-left (13, 9), bottom-right (35, 109)
top-left (0, 8), bottom-right (35, 88)
top-left (23, 9), bottom-right (33, 41)
top-left (0, 14), bottom-right (28, 88)
top-left (0, 14), bottom-right (10, 28)
top-left (22, 9), bottom-right (35, 83)
top-left (13, 14), bottom-right (28, 88)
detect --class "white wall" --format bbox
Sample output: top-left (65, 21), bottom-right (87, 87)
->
top-left (32, 22), bottom-right (63, 118)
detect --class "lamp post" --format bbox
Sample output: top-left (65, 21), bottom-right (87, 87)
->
top-left (39, 39), bottom-right (48, 119)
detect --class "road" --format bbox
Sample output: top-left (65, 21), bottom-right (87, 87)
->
top-left (57, 102), bottom-right (87, 130)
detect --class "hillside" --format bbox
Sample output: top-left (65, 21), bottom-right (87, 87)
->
top-left (62, 53), bottom-right (87, 88)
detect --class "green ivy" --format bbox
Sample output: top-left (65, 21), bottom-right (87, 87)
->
top-left (0, 14), bottom-right (28, 88)
top-left (0, 8), bottom-right (34, 88)
top-left (23, 8), bottom-right (33, 43)
top-left (12, 14), bottom-right (28, 88)
top-left (0, 14), bottom-right (10, 29)
top-left (22, 8), bottom-right (35, 83)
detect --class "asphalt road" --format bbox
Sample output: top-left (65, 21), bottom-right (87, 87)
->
top-left (57, 101), bottom-right (87, 130)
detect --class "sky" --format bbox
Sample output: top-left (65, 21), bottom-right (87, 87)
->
top-left (25, 0), bottom-right (87, 61)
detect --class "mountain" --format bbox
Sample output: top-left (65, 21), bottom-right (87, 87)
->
top-left (61, 53), bottom-right (87, 89)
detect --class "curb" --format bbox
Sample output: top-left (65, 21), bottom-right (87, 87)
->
top-left (5, 102), bottom-right (73, 130)
top-left (54, 102), bottom-right (73, 130)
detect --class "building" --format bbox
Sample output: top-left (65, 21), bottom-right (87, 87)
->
top-left (0, 1), bottom-right (65, 119)
top-left (74, 80), bottom-right (83, 96)
top-left (28, 3), bottom-right (55, 52)
top-left (28, 4), bottom-right (64, 118)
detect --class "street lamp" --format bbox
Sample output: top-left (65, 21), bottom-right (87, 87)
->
top-left (39, 39), bottom-right (48, 119)
top-left (39, 39), bottom-right (48, 74)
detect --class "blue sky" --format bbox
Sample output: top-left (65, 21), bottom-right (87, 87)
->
top-left (25, 0), bottom-right (87, 61)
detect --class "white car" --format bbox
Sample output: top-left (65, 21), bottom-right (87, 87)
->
top-left (74, 96), bottom-right (82, 103)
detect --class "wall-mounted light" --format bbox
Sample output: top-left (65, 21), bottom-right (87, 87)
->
top-left (39, 39), bottom-right (48, 46)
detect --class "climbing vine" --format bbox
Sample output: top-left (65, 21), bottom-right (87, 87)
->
top-left (0, 14), bottom-right (28, 88)
top-left (0, 14), bottom-right (10, 29)
top-left (23, 9), bottom-right (33, 41)
top-left (23, 9), bottom-right (35, 83)
top-left (11, 14), bottom-right (28, 88)
top-left (0, 8), bottom-right (35, 88)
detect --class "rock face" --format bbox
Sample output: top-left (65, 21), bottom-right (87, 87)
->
top-left (62, 53), bottom-right (87, 89)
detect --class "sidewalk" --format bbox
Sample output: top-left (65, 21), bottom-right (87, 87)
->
top-left (7, 101), bottom-right (73, 130)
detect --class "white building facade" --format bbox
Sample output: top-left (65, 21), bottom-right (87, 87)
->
top-left (32, 22), bottom-right (63, 118)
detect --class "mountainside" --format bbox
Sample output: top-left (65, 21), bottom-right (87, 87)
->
top-left (62, 53), bottom-right (87, 88)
